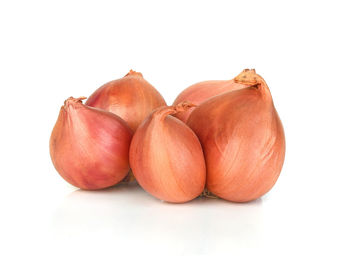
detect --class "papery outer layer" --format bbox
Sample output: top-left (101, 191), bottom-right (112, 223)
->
top-left (187, 69), bottom-right (285, 202)
top-left (173, 79), bottom-right (247, 123)
top-left (86, 70), bottom-right (166, 132)
top-left (50, 97), bottom-right (132, 190)
top-left (129, 102), bottom-right (206, 203)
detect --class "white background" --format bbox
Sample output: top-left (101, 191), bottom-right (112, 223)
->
top-left (1, 0), bottom-right (349, 260)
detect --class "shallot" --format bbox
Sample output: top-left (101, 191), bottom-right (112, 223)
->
top-left (187, 69), bottom-right (285, 202)
top-left (50, 97), bottom-right (132, 190)
top-left (129, 102), bottom-right (206, 203)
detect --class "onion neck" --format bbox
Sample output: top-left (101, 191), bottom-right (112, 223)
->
top-left (233, 69), bottom-right (272, 102)
top-left (63, 96), bottom-right (87, 110)
top-left (153, 102), bottom-right (196, 121)
top-left (125, 69), bottom-right (143, 78)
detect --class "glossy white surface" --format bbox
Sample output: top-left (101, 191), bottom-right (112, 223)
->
top-left (1, 173), bottom-right (349, 260)
top-left (1, 0), bottom-right (350, 260)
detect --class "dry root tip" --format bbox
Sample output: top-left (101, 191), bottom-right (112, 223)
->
top-left (200, 188), bottom-right (219, 199)
top-left (125, 69), bottom-right (143, 78)
top-left (121, 170), bottom-right (136, 183)
top-left (234, 68), bottom-right (260, 85)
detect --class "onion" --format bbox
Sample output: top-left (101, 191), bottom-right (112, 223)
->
top-left (86, 70), bottom-right (166, 132)
top-left (187, 69), bottom-right (285, 202)
top-left (173, 78), bottom-right (247, 123)
top-left (50, 97), bottom-right (132, 190)
top-left (129, 102), bottom-right (206, 203)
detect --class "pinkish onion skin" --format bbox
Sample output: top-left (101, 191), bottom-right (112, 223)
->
top-left (129, 102), bottom-right (206, 203)
top-left (173, 79), bottom-right (247, 123)
top-left (86, 70), bottom-right (166, 132)
top-left (50, 97), bottom-right (132, 190)
top-left (187, 69), bottom-right (285, 202)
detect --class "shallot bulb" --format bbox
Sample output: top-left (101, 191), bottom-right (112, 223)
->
top-left (187, 69), bottom-right (285, 202)
top-left (173, 78), bottom-right (247, 123)
top-left (86, 70), bottom-right (166, 132)
top-left (129, 102), bottom-right (206, 203)
top-left (50, 97), bottom-right (132, 190)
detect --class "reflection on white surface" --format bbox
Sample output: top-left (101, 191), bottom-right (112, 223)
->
top-left (52, 183), bottom-right (263, 256)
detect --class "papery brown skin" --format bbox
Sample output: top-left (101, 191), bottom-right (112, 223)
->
top-left (173, 79), bottom-right (247, 123)
top-left (86, 70), bottom-right (166, 132)
top-left (187, 69), bottom-right (286, 202)
top-left (50, 97), bottom-right (133, 190)
top-left (129, 102), bottom-right (206, 203)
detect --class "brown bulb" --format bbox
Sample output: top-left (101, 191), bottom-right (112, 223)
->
top-left (86, 70), bottom-right (166, 132)
top-left (50, 97), bottom-right (132, 190)
top-left (129, 102), bottom-right (206, 203)
top-left (187, 69), bottom-right (285, 202)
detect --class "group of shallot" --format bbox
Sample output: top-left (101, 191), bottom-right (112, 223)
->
top-left (50, 69), bottom-right (285, 203)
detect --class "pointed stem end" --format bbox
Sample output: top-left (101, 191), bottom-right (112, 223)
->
top-left (125, 69), bottom-right (143, 78)
top-left (174, 101), bottom-right (197, 113)
top-left (233, 69), bottom-right (260, 85)
top-left (63, 96), bottom-right (87, 109)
